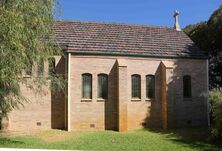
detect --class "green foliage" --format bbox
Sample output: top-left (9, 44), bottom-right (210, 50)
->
top-left (207, 6), bottom-right (222, 56)
top-left (184, 5), bottom-right (222, 55)
top-left (184, 22), bottom-right (210, 54)
top-left (183, 5), bottom-right (222, 90)
top-left (0, 0), bottom-right (62, 116)
top-left (209, 91), bottom-right (222, 139)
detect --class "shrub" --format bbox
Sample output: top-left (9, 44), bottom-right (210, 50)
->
top-left (209, 91), bottom-right (222, 139)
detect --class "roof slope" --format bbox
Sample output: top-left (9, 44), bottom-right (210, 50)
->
top-left (54, 20), bottom-right (207, 59)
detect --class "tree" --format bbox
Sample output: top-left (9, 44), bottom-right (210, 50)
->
top-left (184, 6), bottom-right (222, 90)
top-left (0, 0), bottom-right (64, 121)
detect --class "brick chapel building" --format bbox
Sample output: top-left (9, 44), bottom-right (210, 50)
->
top-left (5, 13), bottom-right (209, 132)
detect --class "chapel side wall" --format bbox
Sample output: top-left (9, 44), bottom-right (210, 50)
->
top-left (126, 60), bottom-right (163, 129)
top-left (69, 56), bottom-right (208, 130)
top-left (69, 56), bottom-right (164, 131)
top-left (173, 59), bottom-right (208, 127)
top-left (126, 58), bottom-right (208, 129)
top-left (8, 55), bottom-right (208, 131)
top-left (70, 57), bottom-right (118, 130)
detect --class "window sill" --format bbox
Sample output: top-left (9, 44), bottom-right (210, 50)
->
top-left (131, 98), bottom-right (141, 102)
top-left (81, 99), bottom-right (92, 102)
top-left (145, 98), bottom-right (155, 101)
top-left (97, 98), bottom-right (107, 102)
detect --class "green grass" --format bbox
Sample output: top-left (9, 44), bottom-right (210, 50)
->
top-left (0, 128), bottom-right (221, 151)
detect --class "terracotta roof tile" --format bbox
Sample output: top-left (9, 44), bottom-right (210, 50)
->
top-left (53, 20), bottom-right (207, 59)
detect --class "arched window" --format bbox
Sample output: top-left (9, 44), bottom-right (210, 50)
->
top-left (146, 75), bottom-right (155, 99)
top-left (82, 73), bottom-right (92, 99)
top-left (183, 75), bottom-right (192, 98)
top-left (131, 74), bottom-right (141, 98)
top-left (48, 57), bottom-right (55, 76)
top-left (98, 74), bottom-right (108, 99)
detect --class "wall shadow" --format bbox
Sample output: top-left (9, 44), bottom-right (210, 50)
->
top-left (105, 61), bottom-right (118, 131)
top-left (142, 63), bottom-right (163, 128)
top-left (0, 137), bottom-right (24, 145)
top-left (51, 56), bottom-right (66, 130)
top-left (143, 43), bottom-right (209, 130)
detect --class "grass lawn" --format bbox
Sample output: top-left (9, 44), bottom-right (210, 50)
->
top-left (0, 128), bottom-right (221, 151)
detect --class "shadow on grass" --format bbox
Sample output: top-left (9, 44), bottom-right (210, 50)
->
top-left (0, 137), bottom-right (24, 146)
top-left (144, 127), bottom-right (222, 151)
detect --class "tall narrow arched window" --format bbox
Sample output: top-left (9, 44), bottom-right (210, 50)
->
top-left (183, 75), bottom-right (192, 98)
top-left (98, 74), bottom-right (108, 99)
top-left (146, 75), bottom-right (155, 99)
top-left (82, 73), bottom-right (92, 99)
top-left (131, 74), bottom-right (141, 98)
top-left (48, 57), bottom-right (55, 76)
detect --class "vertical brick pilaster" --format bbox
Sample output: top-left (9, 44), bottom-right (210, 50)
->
top-left (161, 61), bottom-right (174, 129)
top-left (161, 63), bottom-right (167, 129)
top-left (65, 53), bottom-right (71, 131)
top-left (117, 59), bottom-right (128, 132)
top-left (166, 68), bottom-right (174, 128)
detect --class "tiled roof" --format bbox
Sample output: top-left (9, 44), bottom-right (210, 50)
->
top-left (54, 20), bottom-right (207, 59)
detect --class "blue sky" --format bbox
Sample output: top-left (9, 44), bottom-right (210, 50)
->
top-left (58, 0), bottom-right (221, 28)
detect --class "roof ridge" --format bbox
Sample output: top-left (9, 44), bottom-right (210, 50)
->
top-left (55, 19), bottom-right (176, 30)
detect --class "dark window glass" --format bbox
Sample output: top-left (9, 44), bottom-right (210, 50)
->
top-left (132, 74), bottom-right (141, 98)
top-left (82, 73), bottom-right (92, 99)
top-left (183, 75), bottom-right (192, 98)
top-left (38, 58), bottom-right (44, 76)
top-left (48, 57), bottom-right (55, 76)
top-left (98, 74), bottom-right (108, 99)
top-left (146, 75), bottom-right (155, 99)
